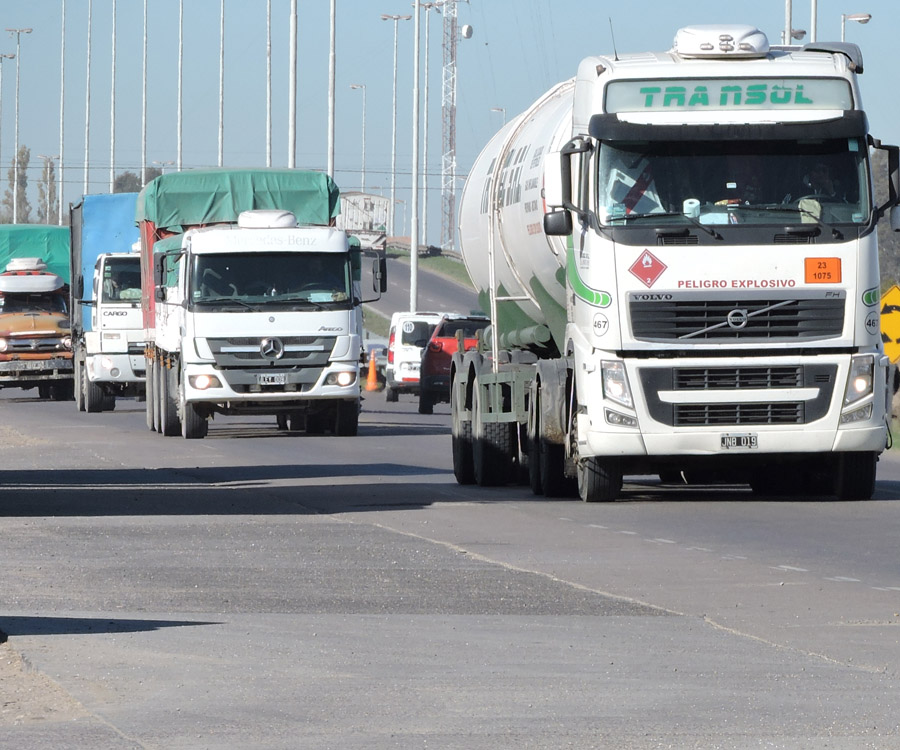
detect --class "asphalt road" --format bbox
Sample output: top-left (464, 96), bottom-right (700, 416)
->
top-left (2, 388), bottom-right (900, 748)
top-left (367, 256), bottom-right (482, 322)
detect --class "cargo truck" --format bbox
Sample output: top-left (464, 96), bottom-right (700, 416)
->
top-left (136, 168), bottom-right (386, 439)
top-left (453, 24), bottom-right (900, 501)
top-left (70, 193), bottom-right (144, 412)
top-left (0, 225), bottom-right (74, 399)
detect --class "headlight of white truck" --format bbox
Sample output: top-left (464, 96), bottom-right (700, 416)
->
top-left (843, 354), bottom-right (874, 406)
top-left (601, 360), bottom-right (633, 409)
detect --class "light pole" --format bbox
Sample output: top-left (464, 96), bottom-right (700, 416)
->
top-left (153, 160), bottom-right (175, 175)
top-left (109, 0), bottom-right (116, 192)
top-left (410, 0), bottom-right (421, 312)
top-left (0, 53), bottom-right (14, 202)
top-left (841, 12), bottom-right (871, 42)
top-left (37, 155), bottom-right (58, 224)
top-left (218, 0), bottom-right (225, 167)
top-left (6, 27), bottom-right (31, 223)
top-left (58, 1), bottom-right (66, 224)
top-left (381, 13), bottom-right (411, 237)
top-left (420, 3), bottom-right (437, 254)
top-left (84, 0), bottom-right (92, 194)
top-left (490, 107), bottom-right (506, 126)
top-left (327, 0), bottom-right (336, 178)
top-left (349, 84), bottom-right (366, 192)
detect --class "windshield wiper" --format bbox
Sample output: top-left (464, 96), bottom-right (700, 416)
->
top-left (612, 211), bottom-right (722, 239)
top-left (735, 204), bottom-right (843, 239)
top-left (195, 296), bottom-right (261, 311)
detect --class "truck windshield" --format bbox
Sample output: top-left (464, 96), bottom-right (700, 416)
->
top-left (596, 137), bottom-right (870, 228)
top-left (101, 256), bottom-right (142, 302)
top-left (190, 251), bottom-right (351, 308)
top-left (0, 293), bottom-right (68, 314)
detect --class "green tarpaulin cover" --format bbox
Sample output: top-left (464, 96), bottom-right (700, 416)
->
top-left (135, 169), bottom-right (341, 232)
top-left (0, 225), bottom-right (71, 283)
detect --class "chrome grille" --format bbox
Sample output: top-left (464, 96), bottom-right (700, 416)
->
top-left (674, 366), bottom-right (802, 390)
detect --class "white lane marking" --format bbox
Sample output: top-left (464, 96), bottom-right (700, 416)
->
top-left (773, 565), bottom-right (809, 572)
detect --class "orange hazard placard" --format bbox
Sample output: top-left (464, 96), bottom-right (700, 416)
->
top-left (804, 257), bottom-right (841, 284)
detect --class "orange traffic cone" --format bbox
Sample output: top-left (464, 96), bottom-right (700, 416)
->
top-left (365, 350), bottom-right (379, 392)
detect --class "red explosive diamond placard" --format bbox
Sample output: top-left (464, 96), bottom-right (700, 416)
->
top-left (629, 250), bottom-right (667, 288)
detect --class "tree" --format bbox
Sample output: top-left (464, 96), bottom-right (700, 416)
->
top-left (1, 145), bottom-right (32, 223)
top-left (36, 157), bottom-right (59, 225)
top-left (114, 167), bottom-right (162, 194)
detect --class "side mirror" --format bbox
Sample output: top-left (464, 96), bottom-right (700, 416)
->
top-left (373, 256), bottom-right (387, 294)
top-left (544, 210), bottom-right (573, 236)
top-left (154, 286), bottom-right (166, 302)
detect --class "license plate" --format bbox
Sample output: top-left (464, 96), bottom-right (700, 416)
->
top-left (720, 433), bottom-right (758, 450)
top-left (257, 373), bottom-right (286, 386)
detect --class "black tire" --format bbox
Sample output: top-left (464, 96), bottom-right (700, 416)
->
top-left (418, 390), bottom-right (434, 415)
top-left (472, 381), bottom-right (514, 487)
top-left (834, 451), bottom-right (877, 500)
top-left (50, 380), bottom-right (75, 401)
top-left (85, 374), bottom-right (106, 413)
top-left (335, 400), bottom-right (359, 436)
top-left (180, 381), bottom-right (208, 439)
top-left (276, 413), bottom-right (289, 430)
top-left (102, 393), bottom-right (116, 411)
top-left (74, 359), bottom-right (85, 412)
top-left (577, 456), bottom-right (623, 502)
top-left (159, 365), bottom-right (181, 437)
top-left (385, 385), bottom-right (398, 403)
top-left (451, 380), bottom-right (475, 485)
top-left (528, 427), bottom-right (542, 495)
top-left (37, 384), bottom-right (52, 400)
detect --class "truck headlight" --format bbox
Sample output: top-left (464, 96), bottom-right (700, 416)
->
top-left (325, 370), bottom-right (357, 387)
top-left (843, 354), bottom-right (874, 407)
top-left (0, 338), bottom-right (7, 353)
top-left (601, 360), bottom-right (633, 408)
top-left (61, 336), bottom-right (73, 350)
top-left (190, 374), bottom-right (222, 390)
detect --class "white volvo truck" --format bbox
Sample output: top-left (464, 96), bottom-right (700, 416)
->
top-left (453, 24), bottom-right (900, 501)
top-left (149, 209), bottom-right (385, 438)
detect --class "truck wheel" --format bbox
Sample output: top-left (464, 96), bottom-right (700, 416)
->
top-left (472, 379), bottom-right (515, 487)
top-left (181, 400), bottom-right (208, 439)
top-left (334, 400), bottom-right (359, 436)
top-left (159, 365), bottom-right (181, 436)
top-left (385, 385), bottom-right (398, 403)
top-left (38, 385), bottom-right (52, 400)
top-left (418, 390), bottom-right (434, 415)
top-left (451, 379), bottom-right (475, 485)
top-left (102, 393), bottom-right (117, 412)
top-left (577, 457), bottom-right (622, 503)
top-left (74, 360), bottom-right (85, 412)
top-left (85, 375), bottom-right (105, 413)
top-left (145, 358), bottom-right (156, 431)
top-left (833, 452), bottom-right (877, 500)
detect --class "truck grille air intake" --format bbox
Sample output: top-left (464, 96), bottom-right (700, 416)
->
top-left (630, 295), bottom-right (844, 341)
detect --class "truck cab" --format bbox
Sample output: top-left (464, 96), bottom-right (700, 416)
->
top-left (0, 257), bottom-right (74, 400)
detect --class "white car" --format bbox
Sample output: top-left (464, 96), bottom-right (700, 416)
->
top-left (384, 311), bottom-right (442, 402)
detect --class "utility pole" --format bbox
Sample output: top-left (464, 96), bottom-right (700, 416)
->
top-left (218, 0), bottom-right (225, 167)
top-left (0, 54), bottom-right (14, 212)
top-left (84, 0), bottom-right (92, 194)
top-left (381, 13), bottom-right (411, 236)
top-left (288, 0), bottom-right (297, 168)
top-left (109, 0), bottom-right (116, 192)
top-left (58, 0), bottom-right (65, 223)
top-left (6, 27), bottom-right (32, 223)
top-left (327, 0), bottom-right (336, 178)
top-left (410, 0), bottom-right (421, 311)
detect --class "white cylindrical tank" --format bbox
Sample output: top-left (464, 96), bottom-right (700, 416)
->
top-left (458, 79), bottom-right (575, 349)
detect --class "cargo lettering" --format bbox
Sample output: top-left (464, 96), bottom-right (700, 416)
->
top-left (640, 83), bottom-right (814, 108)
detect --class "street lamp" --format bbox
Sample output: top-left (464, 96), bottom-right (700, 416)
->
top-left (37, 155), bottom-right (58, 224)
top-left (381, 13), bottom-right (411, 236)
top-left (0, 53), bottom-right (14, 202)
top-left (6, 27), bottom-right (31, 223)
top-left (490, 107), bottom-right (506, 126)
top-left (349, 84), bottom-right (367, 192)
top-left (841, 12), bottom-right (871, 42)
top-left (153, 160), bottom-right (175, 175)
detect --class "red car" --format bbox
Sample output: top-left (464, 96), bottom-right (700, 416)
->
top-left (418, 314), bottom-right (489, 414)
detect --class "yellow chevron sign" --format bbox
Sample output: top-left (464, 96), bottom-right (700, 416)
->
top-left (881, 285), bottom-right (900, 363)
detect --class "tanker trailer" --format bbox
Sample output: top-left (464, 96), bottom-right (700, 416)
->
top-left (452, 24), bottom-right (900, 501)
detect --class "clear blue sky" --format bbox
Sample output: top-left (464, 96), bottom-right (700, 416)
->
top-left (1, 0), bottom-right (896, 247)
